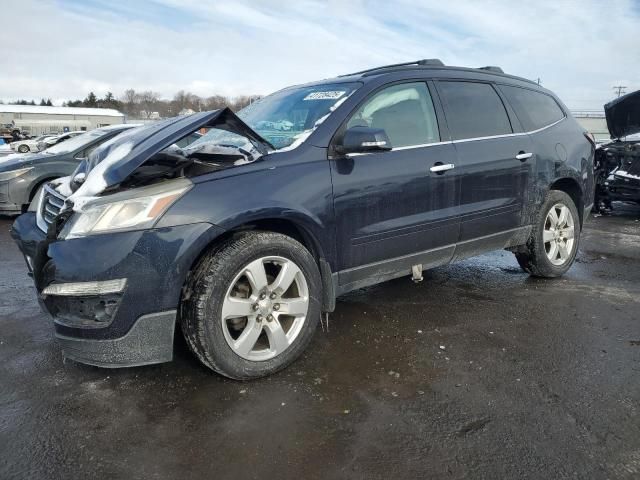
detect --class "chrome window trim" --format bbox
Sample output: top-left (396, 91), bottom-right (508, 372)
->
top-left (453, 116), bottom-right (566, 144)
top-left (343, 116), bottom-right (566, 156)
top-left (393, 141), bottom-right (450, 150)
top-left (452, 132), bottom-right (526, 144)
top-left (525, 116), bottom-right (566, 134)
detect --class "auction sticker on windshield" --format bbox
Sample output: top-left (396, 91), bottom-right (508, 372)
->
top-left (303, 91), bottom-right (346, 101)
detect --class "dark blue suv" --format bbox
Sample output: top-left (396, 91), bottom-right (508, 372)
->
top-left (11, 60), bottom-right (595, 379)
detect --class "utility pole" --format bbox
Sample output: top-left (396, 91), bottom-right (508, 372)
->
top-left (613, 85), bottom-right (627, 98)
top-left (536, 78), bottom-right (541, 85)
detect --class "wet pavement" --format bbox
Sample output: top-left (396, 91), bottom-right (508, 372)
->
top-left (1, 206), bottom-right (639, 480)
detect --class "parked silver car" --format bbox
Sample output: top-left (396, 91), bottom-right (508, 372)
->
top-left (10, 131), bottom-right (85, 154)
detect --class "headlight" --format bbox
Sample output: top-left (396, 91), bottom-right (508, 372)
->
top-left (0, 167), bottom-right (32, 182)
top-left (60, 179), bottom-right (191, 239)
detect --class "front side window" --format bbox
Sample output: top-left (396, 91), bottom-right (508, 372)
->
top-left (500, 85), bottom-right (565, 131)
top-left (346, 82), bottom-right (440, 148)
top-left (438, 81), bottom-right (512, 140)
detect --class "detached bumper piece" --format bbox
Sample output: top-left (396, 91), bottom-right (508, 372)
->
top-left (42, 279), bottom-right (128, 328)
top-left (56, 310), bottom-right (177, 368)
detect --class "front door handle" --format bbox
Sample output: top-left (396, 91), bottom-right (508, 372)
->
top-left (430, 163), bottom-right (455, 174)
top-left (516, 152), bottom-right (533, 161)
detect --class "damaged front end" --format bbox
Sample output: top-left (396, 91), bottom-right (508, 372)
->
top-left (10, 108), bottom-right (269, 366)
top-left (594, 90), bottom-right (640, 212)
top-left (33, 108), bottom-right (273, 236)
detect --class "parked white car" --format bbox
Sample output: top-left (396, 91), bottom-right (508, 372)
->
top-left (10, 131), bottom-right (85, 153)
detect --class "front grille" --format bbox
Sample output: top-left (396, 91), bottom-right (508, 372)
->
top-left (36, 184), bottom-right (66, 233)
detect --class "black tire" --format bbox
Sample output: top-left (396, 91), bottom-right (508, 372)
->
top-left (18, 144), bottom-right (29, 153)
top-left (515, 190), bottom-right (581, 278)
top-left (181, 231), bottom-right (322, 380)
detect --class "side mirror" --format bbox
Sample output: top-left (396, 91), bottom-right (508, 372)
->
top-left (336, 126), bottom-right (392, 155)
top-left (73, 172), bottom-right (86, 185)
top-left (70, 160), bottom-right (88, 193)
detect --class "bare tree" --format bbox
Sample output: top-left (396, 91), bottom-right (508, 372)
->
top-left (231, 95), bottom-right (262, 111)
top-left (121, 89), bottom-right (138, 116)
top-left (137, 91), bottom-right (160, 119)
top-left (205, 95), bottom-right (230, 110)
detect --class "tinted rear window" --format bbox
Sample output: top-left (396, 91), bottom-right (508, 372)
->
top-left (500, 85), bottom-right (565, 131)
top-left (438, 81), bottom-right (512, 140)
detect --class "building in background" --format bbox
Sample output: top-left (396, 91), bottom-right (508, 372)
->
top-left (572, 110), bottom-right (610, 143)
top-left (0, 105), bottom-right (125, 136)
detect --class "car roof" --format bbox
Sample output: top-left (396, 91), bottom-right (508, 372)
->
top-left (294, 59), bottom-right (541, 90)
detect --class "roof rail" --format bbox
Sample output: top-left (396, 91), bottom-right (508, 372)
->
top-left (478, 66), bottom-right (504, 73)
top-left (340, 59), bottom-right (445, 77)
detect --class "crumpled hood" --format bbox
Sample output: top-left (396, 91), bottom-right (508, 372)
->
top-left (77, 108), bottom-right (274, 199)
top-left (605, 89), bottom-right (640, 139)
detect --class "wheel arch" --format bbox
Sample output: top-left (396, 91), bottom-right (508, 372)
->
top-left (28, 176), bottom-right (59, 201)
top-left (182, 217), bottom-right (336, 314)
top-left (549, 176), bottom-right (584, 228)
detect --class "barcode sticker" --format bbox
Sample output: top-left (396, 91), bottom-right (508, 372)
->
top-left (303, 91), bottom-right (346, 101)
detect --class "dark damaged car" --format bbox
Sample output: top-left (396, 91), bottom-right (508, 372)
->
top-left (595, 89), bottom-right (640, 210)
top-left (12, 60), bottom-right (594, 379)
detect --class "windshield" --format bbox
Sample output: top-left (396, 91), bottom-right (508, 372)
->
top-left (45, 129), bottom-right (107, 155)
top-left (189, 82), bottom-right (360, 151)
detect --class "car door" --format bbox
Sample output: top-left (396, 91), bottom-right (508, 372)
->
top-left (435, 80), bottom-right (535, 257)
top-left (330, 81), bottom-right (460, 289)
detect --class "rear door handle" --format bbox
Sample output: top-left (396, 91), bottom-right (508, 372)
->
top-left (430, 163), bottom-right (455, 173)
top-left (516, 152), bottom-right (533, 161)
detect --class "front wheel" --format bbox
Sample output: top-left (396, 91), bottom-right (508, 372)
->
top-left (515, 190), bottom-right (580, 278)
top-left (18, 144), bottom-right (30, 153)
top-left (181, 232), bottom-right (321, 379)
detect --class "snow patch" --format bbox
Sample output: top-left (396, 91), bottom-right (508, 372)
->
top-left (614, 169), bottom-right (640, 181)
top-left (182, 142), bottom-right (261, 164)
top-left (52, 176), bottom-right (73, 198)
top-left (68, 141), bottom-right (134, 212)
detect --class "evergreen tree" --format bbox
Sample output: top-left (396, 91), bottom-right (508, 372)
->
top-left (84, 92), bottom-right (97, 107)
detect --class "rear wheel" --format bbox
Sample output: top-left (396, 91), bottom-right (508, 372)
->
top-left (515, 190), bottom-right (580, 278)
top-left (181, 232), bottom-right (321, 379)
top-left (18, 144), bottom-right (29, 153)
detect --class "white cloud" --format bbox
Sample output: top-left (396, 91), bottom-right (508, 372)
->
top-left (2, 0), bottom-right (638, 109)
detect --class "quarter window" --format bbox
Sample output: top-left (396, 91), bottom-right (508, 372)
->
top-left (500, 85), bottom-right (565, 131)
top-left (438, 81), bottom-right (512, 140)
top-left (346, 82), bottom-right (439, 148)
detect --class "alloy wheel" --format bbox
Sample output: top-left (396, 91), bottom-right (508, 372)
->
top-left (543, 203), bottom-right (575, 266)
top-left (221, 256), bottom-right (309, 361)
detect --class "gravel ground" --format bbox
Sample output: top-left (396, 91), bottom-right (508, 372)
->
top-left (1, 205), bottom-right (639, 480)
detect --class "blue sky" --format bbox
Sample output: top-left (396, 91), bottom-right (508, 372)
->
top-left (3, 0), bottom-right (639, 110)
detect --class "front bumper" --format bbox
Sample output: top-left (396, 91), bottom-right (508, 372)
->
top-left (56, 310), bottom-right (177, 367)
top-left (0, 180), bottom-right (21, 214)
top-left (605, 176), bottom-right (640, 203)
top-left (11, 212), bottom-right (225, 367)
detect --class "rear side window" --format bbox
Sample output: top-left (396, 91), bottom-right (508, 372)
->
top-left (500, 85), bottom-right (565, 131)
top-left (346, 82), bottom-right (440, 148)
top-left (437, 81), bottom-right (512, 140)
